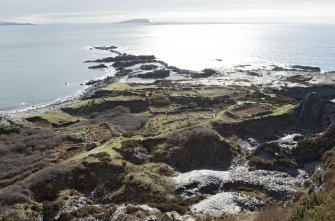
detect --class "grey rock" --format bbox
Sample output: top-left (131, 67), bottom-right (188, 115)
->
top-left (191, 192), bottom-right (264, 214)
top-left (137, 70), bottom-right (170, 79)
top-left (140, 64), bottom-right (158, 71)
top-left (174, 166), bottom-right (305, 201)
top-left (293, 92), bottom-right (335, 131)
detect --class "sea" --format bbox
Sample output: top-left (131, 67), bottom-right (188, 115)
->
top-left (1, 23), bottom-right (335, 111)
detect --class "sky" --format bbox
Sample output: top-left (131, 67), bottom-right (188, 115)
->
top-left (1, 0), bottom-right (335, 24)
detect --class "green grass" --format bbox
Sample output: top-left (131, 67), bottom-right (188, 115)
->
top-left (104, 83), bottom-right (157, 91)
top-left (141, 112), bottom-right (213, 137)
top-left (268, 104), bottom-right (295, 117)
top-left (251, 104), bottom-right (294, 120)
top-left (25, 112), bottom-right (80, 125)
top-left (66, 136), bottom-right (125, 162)
top-left (64, 96), bottom-right (146, 110)
top-left (63, 99), bottom-right (104, 109)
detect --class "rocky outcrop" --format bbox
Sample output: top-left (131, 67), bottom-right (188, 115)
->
top-left (152, 126), bottom-right (233, 172)
top-left (85, 55), bottom-right (156, 63)
top-left (248, 134), bottom-right (303, 174)
top-left (174, 167), bottom-right (305, 201)
top-left (0, 115), bottom-right (20, 135)
top-left (118, 126), bottom-right (233, 172)
top-left (88, 64), bottom-right (108, 69)
top-left (93, 46), bottom-right (118, 51)
top-left (274, 85), bottom-right (335, 101)
top-left (190, 69), bottom-right (218, 78)
top-left (191, 192), bottom-right (264, 214)
top-left (292, 92), bottom-right (335, 132)
top-left (136, 70), bottom-right (170, 79)
top-left (246, 93), bottom-right (335, 172)
top-left (249, 120), bottom-right (335, 170)
top-left (272, 66), bottom-right (287, 71)
top-left (291, 120), bottom-right (335, 164)
top-left (291, 65), bottom-right (321, 72)
top-left (213, 113), bottom-right (291, 141)
top-left (215, 93), bottom-right (335, 142)
top-left (119, 138), bottom-right (167, 164)
top-left (113, 60), bottom-right (150, 69)
top-left (140, 64), bottom-right (158, 71)
top-left (92, 46), bottom-right (121, 55)
top-left (83, 76), bottom-right (116, 89)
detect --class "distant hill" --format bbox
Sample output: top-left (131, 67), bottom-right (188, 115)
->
top-left (0, 21), bottom-right (34, 26)
top-left (119, 19), bottom-right (150, 24)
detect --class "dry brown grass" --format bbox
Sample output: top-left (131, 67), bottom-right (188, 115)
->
top-left (253, 206), bottom-right (290, 221)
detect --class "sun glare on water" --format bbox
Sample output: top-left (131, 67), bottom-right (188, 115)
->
top-left (139, 24), bottom-right (261, 70)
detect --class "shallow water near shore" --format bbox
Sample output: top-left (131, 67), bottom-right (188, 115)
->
top-left (1, 23), bottom-right (335, 111)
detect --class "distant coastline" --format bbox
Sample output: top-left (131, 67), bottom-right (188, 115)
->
top-left (0, 21), bottom-right (34, 26)
top-left (118, 19), bottom-right (150, 24)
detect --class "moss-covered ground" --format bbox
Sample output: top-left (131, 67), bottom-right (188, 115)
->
top-left (2, 79), bottom-right (323, 221)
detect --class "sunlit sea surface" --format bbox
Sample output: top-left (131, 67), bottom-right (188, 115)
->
top-left (1, 23), bottom-right (335, 111)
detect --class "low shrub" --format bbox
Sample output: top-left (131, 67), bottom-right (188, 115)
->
top-left (0, 126), bottom-right (20, 135)
top-left (0, 184), bottom-right (30, 205)
top-left (150, 93), bottom-right (171, 107)
top-left (289, 192), bottom-right (332, 221)
top-left (0, 163), bottom-right (82, 205)
top-left (24, 163), bottom-right (82, 202)
top-left (70, 206), bottom-right (102, 218)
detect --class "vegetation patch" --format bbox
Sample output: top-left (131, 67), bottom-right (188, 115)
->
top-left (105, 83), bottom-right (157, 91)
top-left (141, 111), bottom-right (213, 137)
top-left (25, 112), bottom-right (80, 127)
top-left (150, 93), bottom-right (171, 108)
top-left (0, 126), bottom-right (20, 135)
top-left (62, 97), bottom-right (150, 115)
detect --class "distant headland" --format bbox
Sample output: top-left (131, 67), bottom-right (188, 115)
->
top-left (118, 19), bottom-right (150, 24)
top-left (0, 21), bottom-right (34, 26)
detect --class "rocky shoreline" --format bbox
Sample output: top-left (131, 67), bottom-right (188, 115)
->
top-left (1, 46), bottom-right (335, 221)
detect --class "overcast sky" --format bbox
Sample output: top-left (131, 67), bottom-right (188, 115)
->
top-left (1, 0), bottom-right (335, 23)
